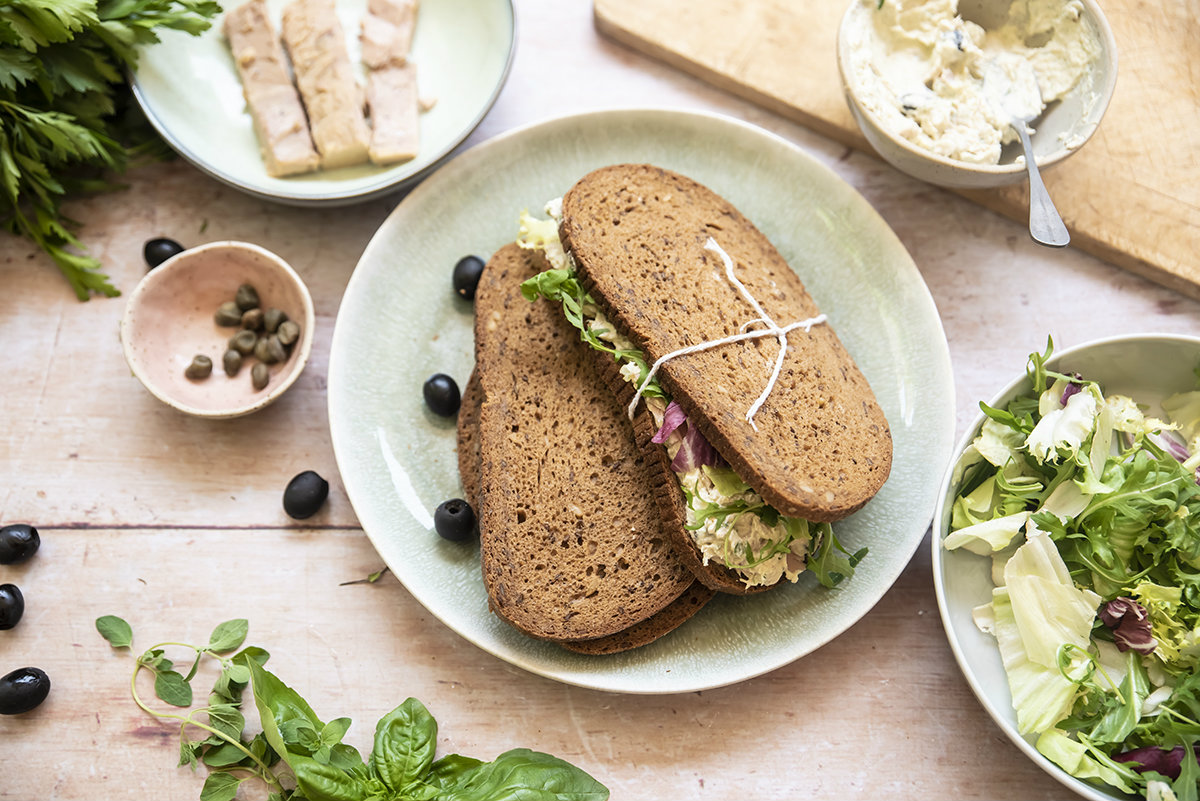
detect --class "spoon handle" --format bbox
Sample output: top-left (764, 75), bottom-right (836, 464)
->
top-left (1015, 120), bottom-right (1070, 248)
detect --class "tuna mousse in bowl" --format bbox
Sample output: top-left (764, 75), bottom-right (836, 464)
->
top-left (837, 0), bottom-right (1117, 188)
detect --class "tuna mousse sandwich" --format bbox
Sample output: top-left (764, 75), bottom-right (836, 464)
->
top-left (517, 164), bottom-right (894, 596)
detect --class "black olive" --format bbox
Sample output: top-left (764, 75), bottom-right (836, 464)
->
top-left (452, 255), bottom-right (485, 300)
top-left (434, 499), bottom-right (477, 542)
top-left (0, 667), bottom-right (50, 715)
top-left (283, 470), bottom-right (329, 519)
top-left (143, 237), bottom-right (185, 268)
top-left (0, 585), bottom-right (23, 631)
top-left (423, 374), bottom-right (461, 417)
top-left (0, 524), bottom-right (39, 565)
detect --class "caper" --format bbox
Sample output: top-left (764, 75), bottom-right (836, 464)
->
top-left (241, 307), bottom-right (264, 331)
top-left (251, 362), bottom-right (269, 391)
top-left (235, 283), bottom-right (260, 311)
top-left (214, 301), bottom-right (242, 327)
top-left (276, 320), bottom-right (300, 347)
top-left (184, 355), bottom-right (212, 380)
top-left (254, 334), bottom-right (286, 364)
top-left (263, 308), bottom-right (288, 333)
top-left (222, 349), bottom-right (242, 377)
top-left (229, 329), bottom-right (257, 355)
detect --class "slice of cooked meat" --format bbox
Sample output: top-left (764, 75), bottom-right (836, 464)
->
top-left (280, 0), bottom-right (371, 170)
top-left (223, 0), bottom-right (320, 177)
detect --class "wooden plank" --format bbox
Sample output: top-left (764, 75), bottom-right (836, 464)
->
top-left (594, 0), bottom-right (1200, 300)
top-left (0, 528), bottom-right (1068, 799)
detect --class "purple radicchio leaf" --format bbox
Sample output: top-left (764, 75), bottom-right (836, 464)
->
top-left (1099, 597), bottom-right (1156, 654)
top-left (651, 401), bottom-right (687, 444)
top-left (670, 422), bottom-right (726, 472)
top-left (1150, 431), bottom-right (1192, 464)
top-left (1060, 375), bottom-right (1083, 405)
top-left (1114, 745), bottom-right (1187, 779)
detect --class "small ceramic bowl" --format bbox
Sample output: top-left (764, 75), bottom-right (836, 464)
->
top-left (836, 0), bottom-right (1118, 189)
top-left (933, 334), bottom-right (1200, 800)
top-left (120, 241), bottom-right (315, 418)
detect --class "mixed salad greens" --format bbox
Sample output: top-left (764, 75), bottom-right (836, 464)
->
top-left (944, 340), bottom-right (1200, 801)
top-left (515, 206), bottom-right (863, 590)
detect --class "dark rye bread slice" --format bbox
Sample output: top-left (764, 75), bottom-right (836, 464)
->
top-left (473, 243), bottom-right (699, 642)
top-left (559, 163), bottom-right (893, 523)
top-left (456, 365), bottom-right (715, 652)
top-left (456, 370), bottom-right (483, 506)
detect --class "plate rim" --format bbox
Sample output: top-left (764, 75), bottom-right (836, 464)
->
top-left (329, 106), bottom-right (956, 693)
top-left (129, 0), bottom-right (517, 208)
top-left (931, 332), bottom-right (1200, 801)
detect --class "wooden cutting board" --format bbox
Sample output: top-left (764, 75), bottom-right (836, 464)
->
top-left (594, 0), bottom-right (1200, 300)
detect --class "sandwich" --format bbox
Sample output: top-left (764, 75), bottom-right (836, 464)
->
top-left (518, 164), bottom-right (893, 595)
top-left (458, 243), bottom-right (714, 653)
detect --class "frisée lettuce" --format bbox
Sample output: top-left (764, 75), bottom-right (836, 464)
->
top-left (944, 339), bottom-right (1200, 801)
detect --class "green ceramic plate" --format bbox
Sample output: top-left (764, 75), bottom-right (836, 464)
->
top-left (130, 0), bottom-right (514, 206)
top-left (328, 108), bottom-right (955, 692)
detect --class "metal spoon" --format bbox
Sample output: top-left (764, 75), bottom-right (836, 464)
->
top-left (1011, 113), bottom-right (1070, 248)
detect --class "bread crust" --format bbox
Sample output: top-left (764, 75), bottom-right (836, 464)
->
top-left (559, 164), bottom-right (893, 523)
top-left (471, 244), bottom-right (699, 642)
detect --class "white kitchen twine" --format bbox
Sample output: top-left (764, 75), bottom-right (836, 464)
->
top-left (627, 238), bottom-right (827, 431)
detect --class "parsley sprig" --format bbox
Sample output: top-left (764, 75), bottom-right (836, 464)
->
top-left (0, 1), bottom-right (220, 300)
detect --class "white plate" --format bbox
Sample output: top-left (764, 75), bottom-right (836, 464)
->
top-left (933, 334), bottom-right (1200, 800)
top-left (328, 108), bottom-right (956, 693)
top-left (131, 0), bottom-right (514, 206)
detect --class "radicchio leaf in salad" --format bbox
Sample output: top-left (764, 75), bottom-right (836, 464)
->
top-left (943, 338), bottom-right (1200, 801)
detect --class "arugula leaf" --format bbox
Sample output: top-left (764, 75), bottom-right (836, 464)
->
top-left (520, 268), bottom-right (667, 401)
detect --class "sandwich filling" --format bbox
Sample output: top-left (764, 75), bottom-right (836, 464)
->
top-left (517, 203), bottom-right (863, 590)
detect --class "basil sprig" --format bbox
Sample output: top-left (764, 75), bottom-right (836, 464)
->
top-left (97, 616), bottom-right (609, 801)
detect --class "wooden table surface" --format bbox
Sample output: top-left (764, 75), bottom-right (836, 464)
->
top-left (3, 2), bottom-right (1198, 799)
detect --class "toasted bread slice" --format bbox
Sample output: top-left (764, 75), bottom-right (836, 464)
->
top-left (456, 362), bottom-right (714, 652)
top-left (559, 164), bottom-right (892, 523)
top-left (471, 244), bottom-right (701, 642)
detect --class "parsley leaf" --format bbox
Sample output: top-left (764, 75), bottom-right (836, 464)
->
top-left (0, 0), bottom-right (219, 299)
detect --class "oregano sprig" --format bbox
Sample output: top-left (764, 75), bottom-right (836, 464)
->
top-left (97, 616), bottom-right (610, 801)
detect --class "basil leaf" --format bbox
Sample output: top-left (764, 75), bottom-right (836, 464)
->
top-left (95, 615), bottom-right (133, 648)
top-left (207, 619), bottom-right (249, 654)
top-left (371, 697), bottom-right (437, 793)
top-left (179, 739), bottom-right (202, 769)
top-left (321, 717), bottom-right (353, 747)
top-left (422, 754), bottom-right (485, 791)
top-left (202, 741), bottom-right (251, 768)
top-left (246, 658), bottom-right (324, 771)
top-left (290, 755), bottom-right (370, 801)
top-left (155, 669), bottom-right (193, 707)
top-left (199, 772), bottom-right (240, 801)
top-left (433, 748), bottom-right (609, 801)
top-left (206, 704), bottom-right (245, 741)
top-left (329, 743), bottom-right (363, 771)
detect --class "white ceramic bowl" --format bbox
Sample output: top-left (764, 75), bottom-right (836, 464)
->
top-left (933, 334), bottom-right (1200, 800)
top-left (836, 0), bottom-right (1118, 189)
top-left (120, 241), bottom-right (315, 418)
